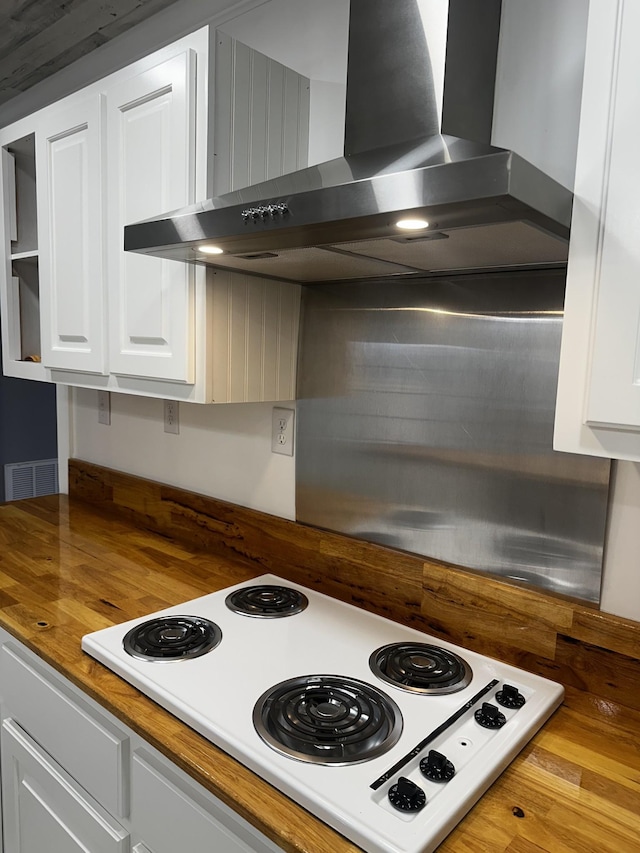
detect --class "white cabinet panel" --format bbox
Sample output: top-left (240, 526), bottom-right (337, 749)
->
top-left (213, 31), bottom-right (310, 195)
top-left (132, 749), bottom-right (281, 853)
top-left (1, 719), bottom-right (129, 853)
top-left (554, 0), bottom-right (640, 459)
top-left (1, 644), bottom-right (129, 819)
top-left (36, 95), bottom-right (106, 374)
top-left (583, 0), bottom-right (640, 430)
top-left (106, 50), bottom-right (197, 382)
top-left (211, 271), bottom-right (300, 402)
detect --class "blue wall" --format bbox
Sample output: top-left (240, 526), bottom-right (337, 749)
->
top-left (0, 349), bottom-right (58, 502)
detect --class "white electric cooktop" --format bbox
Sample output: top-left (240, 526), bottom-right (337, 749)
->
top-left (82, 573), bottom-right (564, 853)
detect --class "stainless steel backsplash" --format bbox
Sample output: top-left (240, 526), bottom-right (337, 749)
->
top-left (296, 269), bottom-right (610, 602)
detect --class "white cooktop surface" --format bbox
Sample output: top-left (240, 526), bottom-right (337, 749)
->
top-left (82, 574), bottom-right (564, 853)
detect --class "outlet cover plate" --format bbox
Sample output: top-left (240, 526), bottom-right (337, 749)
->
top-left (164, 400), bottom-right (180, 435)
top-left (97, 390), bottom-right (111, 425)
top-left (272, 407), bottom-right (294, 456)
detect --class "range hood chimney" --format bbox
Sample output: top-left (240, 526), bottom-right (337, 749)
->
top-left (124, 0), bottom-right (572, 283)
top-left (343, 0), bottom-right (499, 155)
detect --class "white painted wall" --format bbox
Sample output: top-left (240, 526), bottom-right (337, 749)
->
top-left (217, 0), bottom-right (348, 83)
top-left (601, 463), bottom-right (640, 621)
top-left (493, 0), bottom-right (589, 190)
top-left (70, 389), bottom-right (296, 519)
top-left (217, 0), bottom-right (348, 165)
top-left (308, 81), bottom-right (346, 166)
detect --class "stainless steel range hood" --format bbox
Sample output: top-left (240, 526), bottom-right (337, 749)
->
top-left (124, 0), bottom-right (572, 283)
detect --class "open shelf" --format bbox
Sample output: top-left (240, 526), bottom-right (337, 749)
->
top-left (11, 250), bottom-right (39, 261)
top-left (1, 132), bottom-right (46, 380)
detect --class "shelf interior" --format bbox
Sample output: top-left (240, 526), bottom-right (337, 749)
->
top-left (6, 133), bottom-right (37, 256)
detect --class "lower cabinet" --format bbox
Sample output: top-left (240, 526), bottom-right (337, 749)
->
top-left (1, 720), bottom-right (128, 853)
top-left (131, 750), bottom-right (278, 853)
top-left (0, 632), bottom-right (282, 853)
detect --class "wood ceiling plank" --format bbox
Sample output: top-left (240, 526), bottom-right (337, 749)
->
top-left (0, 0), bottom-right (181, 107)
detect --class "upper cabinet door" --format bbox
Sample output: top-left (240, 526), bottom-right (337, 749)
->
top-left (105, 50), bottom-right (197, 383)
top-left (554, 0), bottom-right (640, 459)
top-left (36, 95), bottom-right (106, 374)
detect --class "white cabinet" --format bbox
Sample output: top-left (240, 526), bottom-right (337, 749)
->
top-left (0, 630), bottom-right (282, 853)
top-left (35, 94), bottom-right (106, 375)
top-left (0, 27), bottom-right (305, 403)
top-left (1, 720), bottom-right (129, 853)
top-left (0, 648), bottom-right (3, 853)
top-left (0, 32), bottom-right (205, 391)
top-left (1, 643), bottom-right (128, 818)
top-left (38, 28), bottom-right (206, 397)
top-left (554, 0), bottom-right (640, 459)
top-left (0, 639), bottom-right (130, 853)
top-left (131, 749), bottom-right (281, 853)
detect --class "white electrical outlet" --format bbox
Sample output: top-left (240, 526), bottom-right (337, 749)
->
top-left (164, 400), bottom-right (179, 435)
top-left (97, 390), bottom-right (111, 425)
top-left (272, 407), bottom-right (294, 456)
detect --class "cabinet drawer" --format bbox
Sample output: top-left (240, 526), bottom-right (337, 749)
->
top-left (1, 643), bottom-right (129, 817)
top-left (132, 749), bottom-right (281, 853)
top-left (1, 718), bottom-right (129, 853)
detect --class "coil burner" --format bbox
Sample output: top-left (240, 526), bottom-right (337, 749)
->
top-left (123, 616), bottom-right (222, 662)
top-left (225, 584), bottom-right (308, 618)
top-left (369, 642), bottom-right (472, 694)
top-left (253, 675), bottom-right (403, 764)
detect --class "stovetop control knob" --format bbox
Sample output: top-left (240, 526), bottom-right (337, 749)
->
top-left (419, 749), bottom-right (456, 782)
top-left (474, 701), bottom-right (507, 729)
top-left (388, 776), bottom-right (427, 812)
top-left (496, 683), bottom-right (525, 709)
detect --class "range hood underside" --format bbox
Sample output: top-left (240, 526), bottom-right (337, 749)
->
top-left (183, 220), bottom-right (567, 283)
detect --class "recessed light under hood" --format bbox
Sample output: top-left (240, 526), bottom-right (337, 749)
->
top-left (124, 0), bottom-right (572, 284)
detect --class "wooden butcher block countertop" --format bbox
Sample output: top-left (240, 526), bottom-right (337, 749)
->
top-left (0, 492), bottom-right (638, 853)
